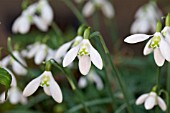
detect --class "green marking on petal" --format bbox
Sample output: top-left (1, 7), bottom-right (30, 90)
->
top-left (40, 75), bottom-right (50, 87)
top-left (149, 36), bottom-right (161, 49)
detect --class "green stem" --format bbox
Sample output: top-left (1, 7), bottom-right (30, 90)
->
top-left (103, 67), bottom-right (117, 110)
top-left (91, 33), bottom-right (134, 113)
top-left (50, 59), bottom-right (91, 113)
top-left (61, 0), bottom-right (87, 25)
top-left (167, 63), bottom-right (170, 113)
top-left (157, 67), bottom-right (161, 93)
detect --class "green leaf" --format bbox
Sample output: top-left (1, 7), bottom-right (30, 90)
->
top-left (0, 67), bottom-right (12, 99)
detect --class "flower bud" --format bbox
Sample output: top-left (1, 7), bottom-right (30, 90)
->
top-left (83, 27), bottom-right (91, 39)
top-left (156, 20), bottom-right (162, 32)
top-left (166, 13), bottom-right (170, 27)
top-left (45, 60), bottom-right (52, 71)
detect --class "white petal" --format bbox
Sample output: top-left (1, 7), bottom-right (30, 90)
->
top-left (55, 41), bottom-right (73, 59)
top-left (154, 48), bottom-right (165, 67)
top-left (78, 77), bottom-right (88, 88)
top-left (144, 95), bottom-right (156, 110)
top-left (12, 61), bottom-right (27, 75)
top-left (160, 37), bottom-right (170, 62)
top-left (27, 43), bottom-right (41, 58)
top-left (89, 44), bottom-right (103, 70)
top-left (18, 16), bottom-right (30, 34)
top-left (35, 44), bottom-right (47, 65)
top-left (43, 86), bottom-right (51, 96)
top-left (63, 46), bottom-right (79, 67)
top-left (33, 16), bottom-right (48, 32)
top-left (23, 76), bottom-right (41, 97)
top-left (101, 1), bottom-right (114, 18)
top-left (79, 55), bottom-right (91, 75)
top-left (0, 56), bottom-right (10, 67)
top-left (82, 1), bottom-right (95, 17)
top-left (143, 39), bottom-right (153, 55)
top-left (9, 87), bottom-right (21, 104)
top-left (92, 73), bottom-right (104, 90)
top-left (136, 94), bottom-right (149, 105)
top-left (0, 92), bottom-right (6, 103)
top-left (49, 74), bottom-right (63, 103)
top-left (124, 34), bottom-right (151, 44)
top-left (20, 95), bottom-right (28, 105)
top-left (157, 97), bottom-right (167, 111)
top-left (41, 4), bottom-right (53, 25)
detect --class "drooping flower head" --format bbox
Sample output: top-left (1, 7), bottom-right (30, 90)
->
top-left (124, 21), bottom-right (170, 66)
top-left (63, 27), bottom-right (103, 75)
top-left (23, 61), bottom-right (63, 103)
top-left (130, 1), bottom-right (162, 33)
top-left (82, 0), bottom-right (115, 19)
top-left (136, 91), bottom-right (166, 111)
top-left (0, 51), bottom-right (27, 76)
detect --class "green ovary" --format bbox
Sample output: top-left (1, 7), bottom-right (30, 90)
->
top-left (149, 36), bottom-right (161, 49)
top-left (40, 75), bottom-right (50, 87)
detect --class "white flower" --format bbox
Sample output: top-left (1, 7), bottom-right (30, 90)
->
top-left (78, 70), bottom-right (104, 90)
top-left (0, 51), bottom-right (27, 76)
top-left (0, 68), bottom-right (27, 105)
top-left (23, 71), bottom-right (63, 103)
top-left (136, 92), bottom-right (167, 111)
top-left (63, 39), bottom-right (103, 75)
top-left (12, 0), bottom-right (53, 34)
top-left (131, 1), bottom-right (162, 33)
top-left (54, 36), bottom-right (83, 62)
top-left (23, 42), bottom-right (54, 65)
top-left (82, 0), bottom-right (115, 19)
top-left (124, 32), bottom-right (170, 66)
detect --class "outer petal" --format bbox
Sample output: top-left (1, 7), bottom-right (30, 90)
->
top-left (27, 43), bottom-right (40, 58)
top-left (82, 1), bottom-right (95, 17)
top-left (101, 1), bottom-right (114, 18)
top-left (124, 34), bottom-right (151, 44)
top-left (41, 4), bottom-right (53, 25)
top-left (79, 55), bottom-right (91, 75)
top-left (9, 87), bottom-right (21, 104)
top-left (159, 37), bottom-right (170, 62)
top-left (63, 46), bottom-right (79, 67)
top-left (35, 44), bottom-right (47, 65)
top-left (136, 94), bottom-right (149, 105)
top-left (49, 74), bottom-right (63, 103)
top-left (92, 73), bottom-right (104, 90)
top-left (33, 16), bottom-right (48, 32)
top-left (0, 92), bottom-right (6, 103)
top-left (78, 77), bottom-right (88, 89)
top-left (143, 39), bottom-right (153, 55)
top-left (157, 97), bottom-right (167, 111)
top-left (89, 44), bottom-right (103, 70)
top-left (18, 16), bottom-right (30, 34)
top-left (55, 41), bottom-right (73, 59)
top-left (154, 48), bottom-right (165, 67)
top-left (144, 95), bottom-right (156, 110)
top-left (43, 86), bottom-right (51, 96)
top-left (23, 76), bottom-right (41, 97)
top-left (12, 61), bottom-right (27, 75)
top-left (0, 56), bottom-right (10, 67)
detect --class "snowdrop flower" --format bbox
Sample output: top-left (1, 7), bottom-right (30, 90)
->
top-left (0, 51), bottom-right (27, 75)
top-left (12, 0), bottom-right (53, 34)
top-left (162, 14), bottom-right (170, 44)
top-left (78, 70), bottom-right (104, 90)
top-left (124, 21), bottom-right (170, 67)
top-left (63, 38), bottom-right (103, 75)
top-left (82, 0), bottom-right (115, 19)
top-left (23, 42), bottom-right (53, 65)
top-left (131, 1), bottom-right (162, 33)
top-left (55, 36), bottom-right (83, 62)
top-left (23, 71), bottom-right (63, 103)
top-left (0, 68), bottom-right (27, 104)
top-left (136, 92), bottom-right (167, 111)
